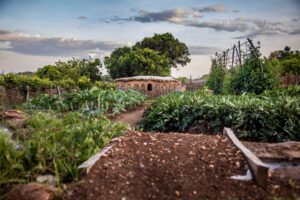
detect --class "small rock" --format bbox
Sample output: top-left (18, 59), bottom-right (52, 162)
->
top-left (175, 190), bottom-right (180, 196)
top-left (7, 183), bottom-right (57, 200)
top-left (36, 175), bottom-right (58, 187)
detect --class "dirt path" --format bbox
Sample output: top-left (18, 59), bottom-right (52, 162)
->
top-left (114, 104), bottom-right (149, 127)
top-left (64, 131), bottom-right (300, 200)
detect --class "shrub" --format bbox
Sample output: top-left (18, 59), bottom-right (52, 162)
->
top-left (78, 76), bottom-right (92, 89)
top-left (95, 81), bottom-right (116, 90)
top-left (206, 59), bottom-right (226, 94)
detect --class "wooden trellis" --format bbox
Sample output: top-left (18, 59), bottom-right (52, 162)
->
top-left (215, 38), bottom-right (257, 68)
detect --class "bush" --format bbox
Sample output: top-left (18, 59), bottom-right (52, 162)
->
top-left (95, 81), bottom-right (116, 90)
top-left (206, 59), bottom-right (226, 94)
top-left (140, 90), bottom-right (300, 142)
top-left (78, 76), bottom-right (92, 89)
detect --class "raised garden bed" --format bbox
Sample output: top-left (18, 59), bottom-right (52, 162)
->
top-left (64, 131), bottom-right (300, 200)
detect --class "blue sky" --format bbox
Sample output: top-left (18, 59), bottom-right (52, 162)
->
top-left (0, 0), bottom-right (300, 78)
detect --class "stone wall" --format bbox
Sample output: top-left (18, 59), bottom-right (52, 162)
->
top-left (116, 80), bottom-right (182, 98)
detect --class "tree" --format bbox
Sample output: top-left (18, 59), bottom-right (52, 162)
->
top-left (134, 33), bottom-right (190, 68)
top-left (206, 59), bottom-right (226, 94)
top-left (104, 47), bottom-right (170, 78)
top-left (36, 65), bottom-right (62, 81)
top-left (104, 47), bottom-right (133, 79)
top-left (104, 33), bottom-right (190, 79)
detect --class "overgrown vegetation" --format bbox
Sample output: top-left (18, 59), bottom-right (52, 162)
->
top-left (23, 87), bottom-right (146, 116)
top-left (141, 87), bottom-right (300, 142)
top-left (0, 112), bottom-right (127, 193)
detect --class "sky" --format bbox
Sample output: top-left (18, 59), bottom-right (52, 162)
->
top-left (0, 0), bottom-right (300, 78)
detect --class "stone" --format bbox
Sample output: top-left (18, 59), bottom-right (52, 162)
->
top-left (6, 183), bottom-right (57, 200)
top-left (36, 175), bottom-right (58, 187)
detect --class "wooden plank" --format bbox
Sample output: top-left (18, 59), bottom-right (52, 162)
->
top-left (223, 127), bottom-right (269, 188)
top-left (78, 145), bottom-right (114, 174)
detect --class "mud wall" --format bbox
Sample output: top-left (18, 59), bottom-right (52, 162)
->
top-left (116, 80), bottom-right (182, 98)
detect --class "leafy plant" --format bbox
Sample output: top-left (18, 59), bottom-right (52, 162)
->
top-left (23, 87), bottom-right (146, 116)
top-left (140, 89), bottom-right (300, 142)
top-left (0, 112), bottom-right (128, 189)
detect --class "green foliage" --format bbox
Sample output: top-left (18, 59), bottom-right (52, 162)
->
top-left (228, 45), bottom-right (279, 94)
top-left (105, 33), bottom-right (190, 79)
top-left (269, 46), bottom-right (300, 76)
top-left (141, 90), bottom-right (300, 142)
top-left (176, 77), bottom-right (189, 83)
top-left (23, 88), bottom-right (146, 116)
top-left (105, 47), bottom-right (171, 78)
top-left (206, 59), bottom-right (226, 94)
top-left (0, 73), bottom-right (53, 90)
top-left (52, 58), bottom-right (103, 82)
top-left (36, 65), bottom-right (62, 81)
top-left (104, 46), bottom-right (133, 79)
top-left (134, 33), bottom-right (191, 68)
top-left (0, 112), bottom-right (127, 186)
top-left (78, 76), bottom-right (92, 89)
top-left (95, 81), bottom-right (115, 90)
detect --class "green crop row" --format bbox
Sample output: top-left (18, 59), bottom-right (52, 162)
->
top-left (23, 87), bottom-right (146, 116)
top-left (0, 112), bottom-right (127, 196)
top-left (140, 89), bottom-right (300, 142)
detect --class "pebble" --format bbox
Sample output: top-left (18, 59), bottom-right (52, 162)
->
top-left (175, 190), bottom-right (180, 196)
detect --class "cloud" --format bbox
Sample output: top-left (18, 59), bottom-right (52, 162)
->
top-left (78, 16), bottom-right (87, 20)
top-left (0, 30), bottom-right (122, 56)
top-left (0, 30), bottom-right (12, 35)
top-left (187, 20), bottom-right (249, 32)
top-left (112, 4), bottom-right (226, 24)
top-left (188, 46), bottom-right (222, 55)
top-left (233, 9), bottom-right (240, 13)
top-left (134, 8), bottom-right (189, 23)
top-left (289, 28), bottom-right (300, 35)
top-left (292, 18), bottom-right (298, 22)
top-left (193, 4), bottom-right (227, 13)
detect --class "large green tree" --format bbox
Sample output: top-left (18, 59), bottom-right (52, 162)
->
top-left (134, 33), bottom-right (190, 68)
top-left (105, 47), bottom-right (170, 78)
top-left (104, 33), bottom-right (190, 79)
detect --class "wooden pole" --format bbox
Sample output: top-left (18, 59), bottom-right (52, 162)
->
top-left (57, 86), bottom-right (62, 101)
top-left (238, 41), bottom-right (242, 65)
top-left (232, 45), bottom-right (236, 68)
top-left (26, 85), bottom-right (30, 100)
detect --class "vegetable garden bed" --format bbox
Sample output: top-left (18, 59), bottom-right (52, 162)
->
top-left (64, 131), bottom-right (300, 200)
